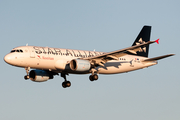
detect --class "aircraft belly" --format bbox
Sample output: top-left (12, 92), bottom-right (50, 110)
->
top-left (23, 57), bottom-right (56, 70)
top-left (97, 62), bottom-right (145, 74)
top-left (25, 58), bottom-right (40, 68)
top-left (38, 60), bottom-right (56, 69)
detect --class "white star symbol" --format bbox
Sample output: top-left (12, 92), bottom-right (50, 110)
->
top-left (135, 38), bottom-right (146, 52)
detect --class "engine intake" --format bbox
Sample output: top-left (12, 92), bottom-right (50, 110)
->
top-left (29, 70), bottom-right (53, 82)
top-left (70, 59), bottom-right (91, 72)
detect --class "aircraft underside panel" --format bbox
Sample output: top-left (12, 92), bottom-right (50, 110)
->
top-left (97, 62), bottom-right (155, 74)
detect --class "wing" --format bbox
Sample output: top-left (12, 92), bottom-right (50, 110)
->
top-left (82, 40), bottom-right (157, 67)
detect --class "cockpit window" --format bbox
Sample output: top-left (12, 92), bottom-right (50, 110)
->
top-left (10, 49), bottom-right (23, 53)
top-left (10, 50), bottom-right (16, 53)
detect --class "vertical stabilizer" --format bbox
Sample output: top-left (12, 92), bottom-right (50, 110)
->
top-left (132, 26), bottom-right (151, 57)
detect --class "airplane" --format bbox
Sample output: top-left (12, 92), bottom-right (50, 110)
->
top-left (4, 26), bottom-right (175, 88)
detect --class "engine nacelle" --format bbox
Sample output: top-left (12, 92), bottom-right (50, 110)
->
top-left (70, 59), bottom-right (91, 72)
top-left (29, 70), bottom-right (53, 82)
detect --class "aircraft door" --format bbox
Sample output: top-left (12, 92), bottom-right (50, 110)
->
top-left (28, 47), bottom-right (40, 67)
top-left (28, 48), bottom-right (35, 58)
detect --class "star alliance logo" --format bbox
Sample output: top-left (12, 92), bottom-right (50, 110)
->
top-left (135, 38), bottom-right (146, 53)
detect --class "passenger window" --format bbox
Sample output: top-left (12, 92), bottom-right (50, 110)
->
top-left (17, 50), bottom-right (20, 52)
top-left (20, 50), bottom-right (23, 52)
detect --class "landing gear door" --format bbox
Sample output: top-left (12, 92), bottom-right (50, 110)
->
top-left (28, 47), bottom-right (35, 58)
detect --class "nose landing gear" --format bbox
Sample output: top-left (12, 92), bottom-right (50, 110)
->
top-left (24, 67), bottom-right (30, 80)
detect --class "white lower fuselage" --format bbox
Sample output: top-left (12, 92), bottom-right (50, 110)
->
top-left (4, 46), bottom-right (157, 75)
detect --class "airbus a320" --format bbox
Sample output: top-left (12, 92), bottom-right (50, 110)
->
top-left (4, 26), bottom-right (175, 88)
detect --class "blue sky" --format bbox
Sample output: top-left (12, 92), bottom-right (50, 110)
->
top-left (0, 0), bottom-right (179, 120)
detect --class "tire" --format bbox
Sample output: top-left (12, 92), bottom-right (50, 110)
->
top-left (62, 82), bottom-right (67, 88)
top-left (89, 75), bottom-right (94, 81)
top-left (93, 74), bottom-right (98, 80)
top-left (24, 75), bottom-right (29, 80)
top-left (66, 81), bottom-right (71, 87)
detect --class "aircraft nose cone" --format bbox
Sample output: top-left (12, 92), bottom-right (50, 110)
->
top-left (4, 54), bottom-right (12, 64)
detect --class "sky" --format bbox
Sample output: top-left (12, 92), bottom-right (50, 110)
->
top-left (0, 0), bottom-right (179, 120)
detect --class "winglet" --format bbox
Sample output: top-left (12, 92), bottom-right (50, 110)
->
top-left (155, 39), bottom-right (159, 44)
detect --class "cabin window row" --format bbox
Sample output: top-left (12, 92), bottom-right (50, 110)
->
top-left (119, 58), bottom-right (126, 60)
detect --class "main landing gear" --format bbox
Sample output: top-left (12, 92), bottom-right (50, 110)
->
top-left (61, 73), bottom-right (98, 88)
top-left (61, 73), bottom-right (71, 88)
top-left (89, 74), bottom-right (98, 81)
top-left (23, 67), bottom-right (99, 88)
top-left (24, 67), bottom-right (30, 80)
top-left (89, 69), bottom-right (99, 81)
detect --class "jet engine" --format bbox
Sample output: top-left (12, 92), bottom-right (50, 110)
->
top-left (29, 70), bottom-right (53, 82)
top-left (70, 59), bottom-right (91, 72)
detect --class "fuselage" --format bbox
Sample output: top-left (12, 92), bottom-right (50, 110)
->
top-left (3, 26), bottom-right (174, 88)
top-left (4, 46), bottom-right (157, 74)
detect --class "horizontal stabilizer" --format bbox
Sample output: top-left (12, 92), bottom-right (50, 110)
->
top-left (143, 54), bottom-right (175, 62)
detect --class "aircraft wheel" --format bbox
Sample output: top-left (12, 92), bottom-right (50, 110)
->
top-left (89, 74), bottom-right (98, 81)
top-left (89, 75), bottom-right (94, 81)
top-left (93, 74), bottom-right (98, 80)
top-left (66, 81), bottom-right (71, 87)
top-left (62, 82), bottom-right (67, 88)
top-left (62, 81), bottom-right (71, 88)
top-left (24, 75), bottom-right (29, 80)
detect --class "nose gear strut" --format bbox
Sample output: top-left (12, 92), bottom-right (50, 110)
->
top-left (24, 67), bottom-right (30, 80)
